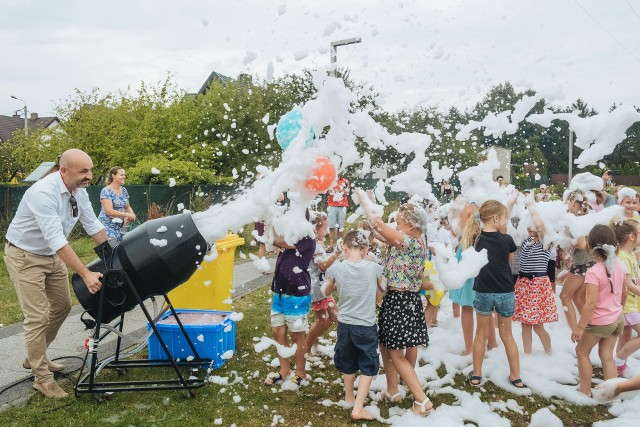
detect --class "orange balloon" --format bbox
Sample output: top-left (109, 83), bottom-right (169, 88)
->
top-left (305, 156), bottom-right (337, 193)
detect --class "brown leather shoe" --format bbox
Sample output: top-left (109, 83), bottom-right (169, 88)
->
top-left (23, 358), bottom-right (65, 372)
top-left (32, 378), bottom-right (68, 398)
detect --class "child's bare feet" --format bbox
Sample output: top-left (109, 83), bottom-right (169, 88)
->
top-left (351, 407), bottom-right (375, 421)
top-left (579, 390), bottom-right (592, 398)
top-left (460, 350), bottom-right (472, 356)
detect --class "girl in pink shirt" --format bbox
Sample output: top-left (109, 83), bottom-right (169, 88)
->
top-left (572, 224), bottom-right (627, 397)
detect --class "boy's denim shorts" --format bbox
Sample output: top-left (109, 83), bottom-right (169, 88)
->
top-left (327, 206), bottom-right (347, 230)
top-left (473, 291), bottom-right (515, 317)
top-left (270, 293), bottom-right (311, 332)
top-left (334, 322), bottom-right (380, 376)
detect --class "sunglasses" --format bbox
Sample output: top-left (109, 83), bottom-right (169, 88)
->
top-left (70, 195), bottom-right (78, 217)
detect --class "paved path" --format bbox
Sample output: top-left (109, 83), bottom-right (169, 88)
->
top-left (0, 258), bottom-right (275, 410)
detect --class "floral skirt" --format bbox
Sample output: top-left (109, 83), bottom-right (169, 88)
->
top-left (378, 291), bottom-right (429, 349)
top-left (513, 276), bottom-right (559, 324)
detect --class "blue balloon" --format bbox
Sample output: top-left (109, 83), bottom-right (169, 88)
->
top-left (276, 108), bottom-right (315, 150)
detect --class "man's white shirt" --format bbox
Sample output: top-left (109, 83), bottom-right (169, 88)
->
top-left (6, 171), bottom-right (104, 255)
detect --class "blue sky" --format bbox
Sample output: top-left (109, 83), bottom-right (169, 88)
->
top-left (1, 0), bottom-right (638, 118)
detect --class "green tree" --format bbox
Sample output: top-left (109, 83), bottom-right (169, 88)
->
top-left (0, 136), bottom-right (24, 182)
top-left (126, 155), bottom-right (231, 185)
top-left (4, 125), bottom-right (68, 181)
top-left (466, 83), bottom-right (548, 174)
top-left (535, 98), bottom-right (599, 175)
top-left (357, 104), bottom-right (482, 194)
top-left (5, 74), bottom-right (638, 188)
top-left (599, 104), bottom-right (640, 175)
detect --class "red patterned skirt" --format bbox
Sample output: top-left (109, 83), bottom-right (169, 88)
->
top-left (513, 275), bottom-right (559, 324)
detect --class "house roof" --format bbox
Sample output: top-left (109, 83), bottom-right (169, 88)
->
top-left (197, 71), bottom-right (232, 95)
top-left (24, 161), bottom-right (58, 182)
top-left (0, 114), bottom-right (59, 142)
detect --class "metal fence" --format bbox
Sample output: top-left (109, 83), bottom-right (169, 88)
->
top-left (1, 184), bottom-right (238, 223)
top-left (1, 179), bottom-right (412, 224)
top-left (550, 174), bottom-right (640, 187)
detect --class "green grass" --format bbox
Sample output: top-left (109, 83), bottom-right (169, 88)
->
top-left (0, 238), bottom-right (98, 326)
top-left (0, 286), bottom-right (615, 426)
top-left (0, 252), bottom-right (18, 326)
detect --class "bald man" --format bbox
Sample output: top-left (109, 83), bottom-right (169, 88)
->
top-left (4, 149), bottom-right (107, 398)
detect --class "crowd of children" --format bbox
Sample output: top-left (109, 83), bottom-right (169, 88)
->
top-left (262, 175), bottom-right (640, 421)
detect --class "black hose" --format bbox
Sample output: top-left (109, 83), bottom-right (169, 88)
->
top-left (0, 355), bottom-right (85, 397)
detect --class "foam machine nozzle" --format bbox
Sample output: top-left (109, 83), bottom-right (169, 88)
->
top-left (72, 213), bottom-right (207, 324)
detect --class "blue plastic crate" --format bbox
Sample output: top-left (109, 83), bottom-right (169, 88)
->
top-left (147, 309), bottom-right (236, 369)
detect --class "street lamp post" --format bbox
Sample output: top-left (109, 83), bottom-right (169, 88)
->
top-left (330, 37), bottom-right (362, 74)
top-left (568, 129), bottom-right (573, 184)
top-left (10, 95), bottom-right (28, 136)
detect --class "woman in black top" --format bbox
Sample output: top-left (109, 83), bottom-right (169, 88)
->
top-left (440, 180), bottom-right (454, 204)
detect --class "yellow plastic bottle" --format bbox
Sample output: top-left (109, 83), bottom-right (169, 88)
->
top-left (424, 260), bottom-right (445, 306)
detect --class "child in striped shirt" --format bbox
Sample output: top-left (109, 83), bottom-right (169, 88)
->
top-left (513, 200), bottom-right (558, 353)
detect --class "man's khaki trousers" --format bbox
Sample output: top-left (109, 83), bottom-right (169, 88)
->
top-left (4, 243), bottom-right (72, 382)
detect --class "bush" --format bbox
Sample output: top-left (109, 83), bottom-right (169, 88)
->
top-left (189, 187), bottom-right (215, 212)
top-left (126, 155), bottom-right (232, 185)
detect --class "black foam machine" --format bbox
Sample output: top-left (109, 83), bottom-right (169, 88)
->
top-left (72, 213), bottom-right (211, 400)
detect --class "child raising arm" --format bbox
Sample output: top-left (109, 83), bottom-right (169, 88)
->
top-left (355, 188), bottom-right (433, 417)
top-left (323, 230), bottom-right (384, 421)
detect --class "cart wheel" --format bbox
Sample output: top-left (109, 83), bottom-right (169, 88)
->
top-left (94, 393), bottom-right (106, 404)
top-left (188, 389), bottom-right (196, 399)
top-left (116, 368), bottom-right (128, 376)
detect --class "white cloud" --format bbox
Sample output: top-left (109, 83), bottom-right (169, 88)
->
top-left (1, 0), bottom-right (638, 117)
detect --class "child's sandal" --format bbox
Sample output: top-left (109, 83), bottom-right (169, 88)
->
top-left (408, 397), bottom-right (432, 416)
top-left (467, 373), bottom-right (482, 387)
top-left (289, 374), bottom-right (303, 387)
top-left (381, 391), bottom-right (403, 403)
top-left (509, 378), bottom-right (527, 389)
top-left (264, 372), bottom-right (284, 386)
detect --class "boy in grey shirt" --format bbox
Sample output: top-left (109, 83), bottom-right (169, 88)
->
top-left (324, 230), bottom-right (384, 421)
